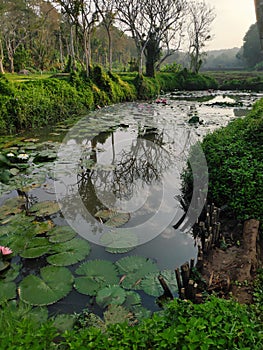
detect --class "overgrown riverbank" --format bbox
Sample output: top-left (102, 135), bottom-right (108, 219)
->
top-left (181, 90), bottom-right (263, 308)
top-left (0, 68), bottom-right (218, 134)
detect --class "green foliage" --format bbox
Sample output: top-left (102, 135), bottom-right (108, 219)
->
top-left (182, 98), bottom-right (263, 222)
top-left (0, 295), bottom-right (262, 349)
top-left (160, 62), bottom-right (182, 73)
top-left (177, 70), bottom-right (218, 90)
top-left (0, 70), bottom-right (221, 134)
top-left (239, 23), bottom-right (263, 68)
top-left (133, 74), bottom-right (160, 99)
top-left (220, 76), bottom-right (263, 91)
top-left (0, 71), bottom-right (135, 134)
top-left (61, 297), bottom-right (263, 349)
top-left (0, 302), bottom-right (58, 349)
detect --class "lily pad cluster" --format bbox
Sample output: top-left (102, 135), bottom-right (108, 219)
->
top-left (74, 256), bottom-right (178, 311)
top-left (0, 196), bottom-right (90, 306)
top-left (0, 199), bottom-right (178, 311)
top-left (0, 136), bottom-right (59, 194)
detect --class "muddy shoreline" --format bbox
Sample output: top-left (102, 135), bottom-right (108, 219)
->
top-left (200, 216), bottom-right (262, 304)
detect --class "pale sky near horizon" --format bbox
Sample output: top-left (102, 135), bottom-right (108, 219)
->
top-left (205, 0), bottom-right (257, 50)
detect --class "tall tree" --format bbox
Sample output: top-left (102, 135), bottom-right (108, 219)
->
top-left (56, 0), bottom-right (98, 76)
top-left (94, 0), bottom-right (115, 72)
top-left (115, 0), bottom-right (187, 77)
top-left (238, 23), bottom-right (263, 68)
top-left (187, 0), bottom-right (215, 74)
top-left (0, 0), bottom-right (36, 73)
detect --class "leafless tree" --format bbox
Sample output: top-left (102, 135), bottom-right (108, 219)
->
top-left (187, 0), bottom-right (215, 73)
top-left (115, 0), bottom-right (187, 77)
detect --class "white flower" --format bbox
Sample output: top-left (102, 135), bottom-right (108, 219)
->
top-left (17, 153), bottom-right (29, 160)
top-left (6, 153), bottom-right (15, 157)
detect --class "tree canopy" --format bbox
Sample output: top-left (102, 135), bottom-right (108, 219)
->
top-left (0, 0), bottom-right (216, 76)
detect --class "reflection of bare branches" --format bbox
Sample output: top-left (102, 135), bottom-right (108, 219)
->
top-left (78, 127), bottom-right (173, 206)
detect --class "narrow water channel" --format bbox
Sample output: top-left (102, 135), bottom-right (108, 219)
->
top-left (0, 90), bottom-right (262, 315)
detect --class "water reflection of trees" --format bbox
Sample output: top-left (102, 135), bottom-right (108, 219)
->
top-left (77, 126), bottom-right (173, 213)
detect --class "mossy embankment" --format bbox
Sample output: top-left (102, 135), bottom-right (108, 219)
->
top-left (0, 67), bottom-right (217, 134)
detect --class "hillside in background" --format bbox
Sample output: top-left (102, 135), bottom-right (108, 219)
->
top-left (161, 47), bottom-right (245, 71)
top-left (201, 48), bottom-right (244, 70)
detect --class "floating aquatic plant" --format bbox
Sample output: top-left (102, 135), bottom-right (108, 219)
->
top-left (19, 266), bottom-right (74, 306)
top-left (116, 256), bottom-right (158, 290)
top-left (74, 260), bottom-right (119, 296)
top-left (96, 285), bottom-right (126, 309)
top-left (47, 238), bottom-right (91, 266)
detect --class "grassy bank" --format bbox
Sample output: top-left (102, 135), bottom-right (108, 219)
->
top-left (0, 68), bottom-right (217, 134)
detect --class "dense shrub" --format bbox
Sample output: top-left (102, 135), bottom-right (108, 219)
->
top-left (59, 297), bottom-right (262, 349)
top-left (182, 98), bottom-right (263, 222)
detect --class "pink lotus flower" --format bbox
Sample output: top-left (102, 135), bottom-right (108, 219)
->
top-left (0, 246), bottom-right (13, 255)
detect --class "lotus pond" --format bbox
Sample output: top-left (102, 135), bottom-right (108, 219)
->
top-left (0, 90), bottom-right (262, 319)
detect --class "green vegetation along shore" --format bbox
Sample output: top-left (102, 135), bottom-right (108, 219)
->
top-left (182, 94), bottom-right (263, 225)
top-left (0, 68), bottom-right (218, 134)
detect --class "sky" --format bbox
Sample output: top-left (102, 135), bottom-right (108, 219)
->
top-left (205, 0), bottom-right (257, 50)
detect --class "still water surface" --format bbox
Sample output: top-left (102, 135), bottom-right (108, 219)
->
top-left (1, 90), bottom-right (262, 314)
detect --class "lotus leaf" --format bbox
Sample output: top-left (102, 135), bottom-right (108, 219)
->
top-left (20, 237), bottom-right (50, 258)
top-left (103, 305), bottom-right (131, 325)
top-left (48, 226), bottom-right (76, 243)
top-left (2, 263), bottom-right (21, 282)
top-left (100, 229), bottom-right (137, 251)
top-left (33, 150), bottom-right (57, 163)
top-left (32, 220), bottom-right (54, 235)
top-left (5, 301), bottom-right (48, 324)
top-left (27, 306), bottom-right (49, 324)
top-left (74, 260), bottom-right (119, 296)
top-left (19, 266), bottom-right (74, 306)
top-left (140, 273), bottom-right (163, 297)
top-left (47, 238), bottom-right (90, 266)
top-left (0, 213), bottom-right (33, 236)
top-left (74, 276), bottom-right (102, 296)
top-left (29, 200), bottom-right (60, 217)
top-left (140, 270), bottom-right (178, 297)
top-left (116, 256), bottom-right (158, 290)
top-left (160, 270), bottom-right (178, 295)
top-left (0, 197), bottom-right (25, 220)
top-left (96, 285), bottom-right (126, 309)
top-left (94, 209), bottom-right (115, 220)
top-left (0, 281), bottom-right (16, 304)
top-left (105, 246), bottom-right (135, 254)
top-left (95, 209), bottom-right (130, 227)
top-left (0, 260), bottom-right (10, 272)
top-left (1, 216), bottom-right (51, 253)
top-left (123, 291), bottom-right (141, 309)
top-left (104, 213), bottom-right (130, 227)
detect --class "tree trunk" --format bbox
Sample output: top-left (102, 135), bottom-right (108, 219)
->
top-left (59, 31), bottom-right (64, 71)
top-left (145, 34), bottom-right (160, 77)
top-left (107, 27), bottom-right (112, 72)
top-left (138, 50), bottom-right (143, 75)
top-left (0, 39), bottom-right (4, 74)
top-left (83, 30), bottom-right (90, 77)
top-left (241, 218), bottom-right (260, 277)
top-left (70, 25), bottom-right (76, 71)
